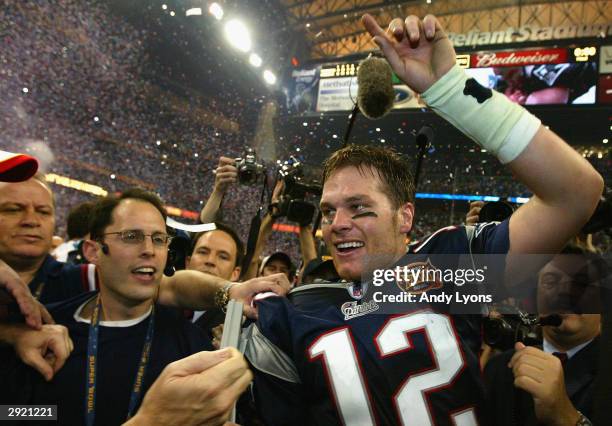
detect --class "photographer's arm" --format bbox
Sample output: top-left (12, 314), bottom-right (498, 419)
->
top-left (243, 180), bottom-right (284, 280)
top-left (243, 212), bottom-right (275, 280)
top-left (298, 224), bottom-right (317, 276)
top-left (199, 156), bottom-right (237, 224)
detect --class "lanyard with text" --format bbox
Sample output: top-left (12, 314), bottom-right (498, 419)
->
top-left (84, 295), bottom-right (155, 426)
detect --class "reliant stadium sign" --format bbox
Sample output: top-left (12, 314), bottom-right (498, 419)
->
top-left (447, 23), bottom-right (611, 47)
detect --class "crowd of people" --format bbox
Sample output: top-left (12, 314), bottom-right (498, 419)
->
top-left (1, 0), bottom-right (266, 237)
top-left (3, 1), bottom-right (610, 264)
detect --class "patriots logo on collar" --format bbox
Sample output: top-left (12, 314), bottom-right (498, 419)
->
top-left (464, 78), bottom-right (492, 103)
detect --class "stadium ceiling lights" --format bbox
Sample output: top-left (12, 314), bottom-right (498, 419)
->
top-left (209, 3), bottom-right (224, 20)
top-left (249, 53), bottom-right (262, 67)
top-left (186, 8), bottom-right (202, 16)
top-left (224, 19), bottom-right (251, 52)
top-left (263, 70), bottom-right (277, 85)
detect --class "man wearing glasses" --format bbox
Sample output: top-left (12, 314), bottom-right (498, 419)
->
top-left (1, 188), bottom-right (254, 425)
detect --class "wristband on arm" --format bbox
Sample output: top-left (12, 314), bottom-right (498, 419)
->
top-left (421, 64), bottom-right (541, 164)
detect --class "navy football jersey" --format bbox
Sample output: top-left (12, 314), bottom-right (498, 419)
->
top-left (28, 255), bottom-right (96, 304)
top-left (247, 221), bottom-right (509, 426)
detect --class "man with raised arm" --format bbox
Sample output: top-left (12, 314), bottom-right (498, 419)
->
top-left (244, 13), bottom-right (603, 426)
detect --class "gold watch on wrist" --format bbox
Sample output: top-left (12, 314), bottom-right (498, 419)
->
top-left (214, 282), bottom-right (235, 312)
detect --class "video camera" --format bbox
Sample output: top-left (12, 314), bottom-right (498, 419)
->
top-left (482, 310), bottom-right (541, 351)
top-left (274, 156), bottom-right (322, 226)
top-left (479, 200), bottom-right (514, 222)
top-left (235, 147), bottom-right (265, 185)
top-left (483, 306), bottom-right (562, 351)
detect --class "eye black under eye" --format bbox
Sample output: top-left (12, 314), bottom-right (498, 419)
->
top-left (352, 211), bottom-right (378, 219)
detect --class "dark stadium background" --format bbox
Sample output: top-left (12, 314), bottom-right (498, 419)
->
top-left (1, 0), bottom-right (610, 262)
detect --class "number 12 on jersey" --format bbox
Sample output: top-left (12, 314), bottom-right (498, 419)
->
top-left (308, 311), bottom-right (478, 426)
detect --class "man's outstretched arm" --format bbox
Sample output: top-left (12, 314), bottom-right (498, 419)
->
top-left (159, 271), bottom-right (291, 319)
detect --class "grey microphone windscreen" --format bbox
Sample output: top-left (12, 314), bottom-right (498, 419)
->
top-left (357, 57), bottom-right (395, 119)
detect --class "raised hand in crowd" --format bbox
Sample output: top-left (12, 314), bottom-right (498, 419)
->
top-left (200, 156), bottom-right (238, 224)
top-left (465, 200), bottom-right (485, 226)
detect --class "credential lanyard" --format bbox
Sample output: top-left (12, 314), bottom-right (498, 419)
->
top-left (84, 295), bottom-right (155, 426)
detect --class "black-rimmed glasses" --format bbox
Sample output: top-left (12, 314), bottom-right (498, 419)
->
top-left (102, 230), bottom-right (171, 247)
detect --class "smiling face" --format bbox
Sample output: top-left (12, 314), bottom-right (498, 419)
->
top-left (320, 166), bottom-right (413, 282)
top-left (0, 179), bottom-right (55, 268)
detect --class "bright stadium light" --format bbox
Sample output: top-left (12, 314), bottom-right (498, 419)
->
top-left (186, 8), bottom-right (202, 16)
top-left (224, 19), bottom-right (251, 52)
top-left (209, 3), bottom-right (224, 20)
top-left (249, 53), bottom-right (262, 67)
top-left (263, 70), bottom-right (276, 85)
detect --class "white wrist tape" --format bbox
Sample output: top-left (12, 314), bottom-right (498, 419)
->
top-left (421, 64), bottom-right (541, 164)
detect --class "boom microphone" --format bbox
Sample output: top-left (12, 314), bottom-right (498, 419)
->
top-left (357, 56), bottom-right (395, 119)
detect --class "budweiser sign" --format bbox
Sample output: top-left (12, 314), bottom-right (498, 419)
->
top-left (471, 48), bottom-right (568, 68)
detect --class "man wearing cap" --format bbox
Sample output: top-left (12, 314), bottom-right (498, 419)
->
top-left (0, 150), bottom-right (38, 183)
top-left (0, 150), bottom-right (52, 329)
top-left (259, 252), bottom-right (294, 282)
top-left (0, 173), bottom-right (97, 306)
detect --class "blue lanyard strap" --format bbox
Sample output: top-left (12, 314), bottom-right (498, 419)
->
top-left (85, 295), bottom-right (155, 426)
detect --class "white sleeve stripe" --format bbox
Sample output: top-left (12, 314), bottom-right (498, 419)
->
top-left (412, 225), bottom-right (458, 253)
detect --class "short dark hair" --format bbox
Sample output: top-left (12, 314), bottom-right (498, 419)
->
top-left (89, 188), bottom-right (167, 241)
top-left (322, 144), bottom-right (414, 208)
top-left (67, 201), bottom-right (95, 239)
top-left (191, 222), bottom-right (244, 269)
top-left (559, 243), bottom-right (609, 282)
